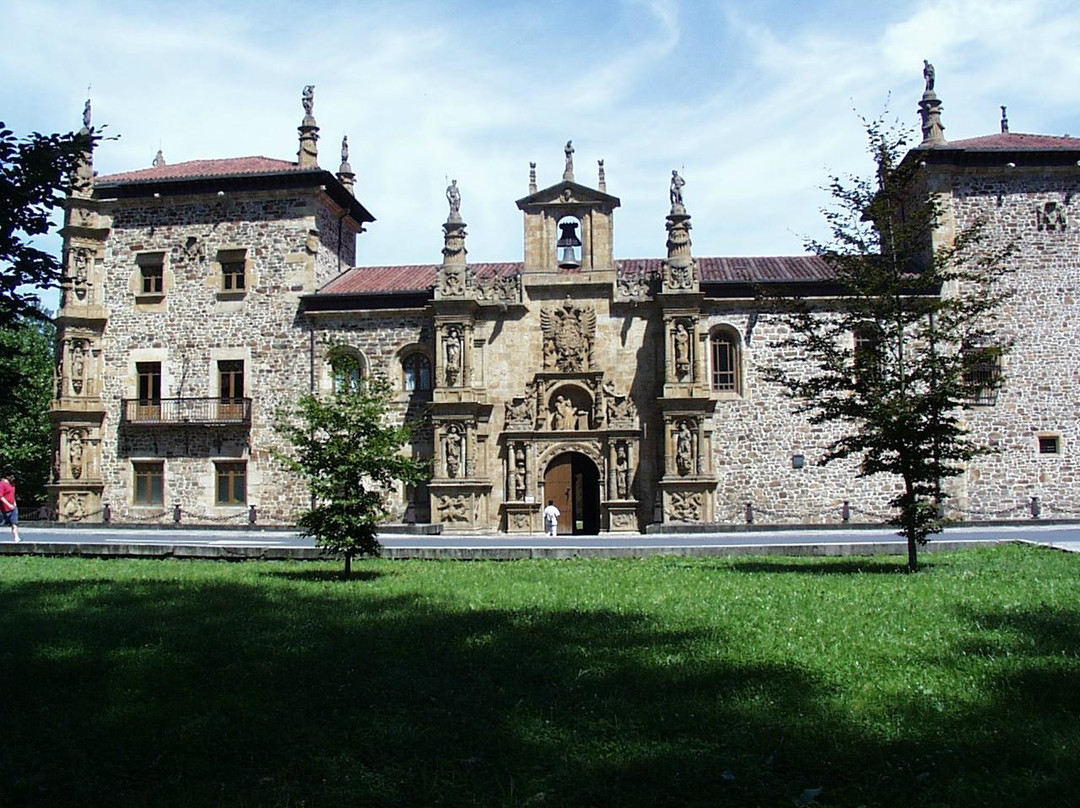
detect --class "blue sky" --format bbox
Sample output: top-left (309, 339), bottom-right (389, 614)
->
top-left (5, 0), bottom-right (1080, 309)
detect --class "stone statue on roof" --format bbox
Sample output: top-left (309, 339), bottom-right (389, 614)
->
top-left (670, 169), bottom-right (686, 209)
top-left (923, 60), bottom-right (935, 93)
top-left (82, 98), bottom-right (92, 130)
top-left (302, 85), bottom-right (315, 117)
top-left (446, 179), bottom-right (461, 218)
top-left (341, 135), bottom-right (349, 164)
top-left (563, 140), bottom-right (574, 180)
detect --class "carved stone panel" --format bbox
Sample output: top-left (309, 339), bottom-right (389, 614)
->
top-left (540, 300), bottom-right (596, 372)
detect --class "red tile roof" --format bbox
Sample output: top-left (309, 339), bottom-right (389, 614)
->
top-left (317, 255), bottom-right (834, 296)
top-left (931, 132), bottom-right (1080, 151)
top-left (96, 156), bottom-right (306, 184)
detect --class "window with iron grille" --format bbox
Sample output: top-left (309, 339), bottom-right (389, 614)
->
top-left (962, 345), bottom-right (1002, 406)
top-left (1038, 435), bottom-right (1061, 455)
top-left (133, 461), bottom-right (164, 505)
top-left (215, 461), bottom-right (247, 505)
top-left (710, 330), bottom-right (739, 392)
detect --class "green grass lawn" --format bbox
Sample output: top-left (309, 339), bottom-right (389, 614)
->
top-left (1, 544), bottom-right (1078, 807)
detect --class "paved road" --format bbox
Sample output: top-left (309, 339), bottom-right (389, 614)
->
top-left (5, 521), bottom-right (1080, 559)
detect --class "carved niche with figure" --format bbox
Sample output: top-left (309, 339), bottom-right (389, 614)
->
top-left (540, 300), bottom-right (596, 372)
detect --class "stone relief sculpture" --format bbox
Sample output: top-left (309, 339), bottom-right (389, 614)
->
top-left (505, 395), bottom-right (535, 429)
top-left (676, 421), bottom-right (694, 476)
top-left (70, 247), bottom-right (90, 301)
top-left (540, 300), bottom-right (596, 372)
top-left (70, 340), bottom-right (87, 395)
top-left (181, 235), bottom-right (204, 264)
top-left (68, 428), bottom-right (85, 480)
top-left (615, 443), bottom-right (630, 499)
top-left (673, 322), bottom-right (691, 378)
top-left (63, 492), bottom-right (87, 521)
top-left (667, 490), bottom-right (702, 523)
top-left (602, 381), bottom-right (637, 425)
top-left (1038, 201), bottom-right (1068, 231)
top-left (474, 271), bottom-right (522, 305)
top-left (445, 426), bottom-right (463, 478)
top-left (551, 395), bottom-right (578, 430)
top-left (437, 494), bottom-right (469, 523)
top-left (514, 446), bottom-right (527, 500)
top-left (438, 265), bottom-right (466, 297)
top-left (444, 328), bottom-right (462, 386)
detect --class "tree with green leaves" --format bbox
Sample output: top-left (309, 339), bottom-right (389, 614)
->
top-left (274, 375), bottom-right (430, 578)
top-left (0, 311), bottom-right (57, 507)
top-left (766, 118), bottom-right (1014, 571)
top-left (1, 121), bottom-right (97, 327)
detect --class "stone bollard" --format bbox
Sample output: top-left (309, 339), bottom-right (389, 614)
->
top-left (173, 503), bottom-right (182, 523)
top-left (745, 502), bottom-right (754, 525)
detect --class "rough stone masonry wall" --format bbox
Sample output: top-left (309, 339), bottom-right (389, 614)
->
top-left (950, 167), bottom-right (1080, 520)
top-left (98, 190), bottom-right (340, 524)
top-left (704, 304), bottom-right (903, 526)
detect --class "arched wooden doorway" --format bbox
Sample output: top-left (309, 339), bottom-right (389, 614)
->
top-left (543, 452), bottom-right (601, 535)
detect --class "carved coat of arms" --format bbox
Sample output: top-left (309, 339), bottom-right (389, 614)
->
top-left (540, 300), bottom-right (596, 372)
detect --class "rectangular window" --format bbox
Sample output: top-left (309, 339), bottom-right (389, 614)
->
top-left (135, 362), bottom-right (162, 420)
top-left (963, 346), bottom-right (1002, 406)
top-left (219, 249), bottom-right (247, 292)
top-left (136, 253), bottom-right (165, 295)
top-left (215, 461), bottom-right (247, 505)
top-left (133, 461), bottom-right (164, 505)
top-left (711, 338), bottom-right (737, 391)
top-left (1038, 435), bottom-right (1061, 455)
top-left (218, 360), bottom-right (245, 419)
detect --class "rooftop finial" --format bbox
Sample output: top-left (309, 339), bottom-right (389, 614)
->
top-left (152, 149), bottom-right (166, 168)
top-left (337, 134), bottom-right (355, 195)
top-left (598, 159), bottom-right (606, 192)
top-left (563, 140), bottom-right (574, 182)
top-left (297, 85), bottom-right (320, 168)
top-left (529, 161), bottom-right (537, 194)
top-left (1001, 105), bottom-right (1009, 133)
top-left (918, 61), bottom-right (946, 145)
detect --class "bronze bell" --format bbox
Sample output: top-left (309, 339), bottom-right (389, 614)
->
top-left (557, 220), bottom-right (581, 269)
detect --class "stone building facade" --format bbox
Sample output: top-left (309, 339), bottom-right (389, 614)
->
top-left (50, 81), bottom-right (1080, 533)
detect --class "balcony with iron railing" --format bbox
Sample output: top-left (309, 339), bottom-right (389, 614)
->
top-left (119, 397), bottom-right (253, 426)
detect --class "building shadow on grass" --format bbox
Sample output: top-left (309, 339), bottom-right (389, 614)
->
top-left (0, 568), bottom-right (1075, 807)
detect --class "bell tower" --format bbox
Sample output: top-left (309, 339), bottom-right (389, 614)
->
top-left (515, 141), bottom-right (620, 283)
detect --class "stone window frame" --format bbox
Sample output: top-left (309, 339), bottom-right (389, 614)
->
top-left (213, 246), bottom-right (254, 300)
top-left (400, 344), bottom-right (434, 398)
top-left (1037, 433), bottom-right (1062, 456)
top-left (708, 324), bottom-right (743, 398)
top-left (132, 459), bottom-right (165, 506)
top-left (324, 345), bottom-right (368, 394)
top-left (214, 460), bottom-right (247, 506)
top-left (134, 251), bottom-right (168, 303)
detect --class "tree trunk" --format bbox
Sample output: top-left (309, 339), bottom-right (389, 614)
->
top-left (343, 550), bottom-right (353, 580)
top-left (903, 477), bottom-right (919, 572)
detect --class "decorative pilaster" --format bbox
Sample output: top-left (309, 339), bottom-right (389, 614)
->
top-left (50, 98), bottom-right (108, 522)
top-left (297, 85), bottom-right (319, 168)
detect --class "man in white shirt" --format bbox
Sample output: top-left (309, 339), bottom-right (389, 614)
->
top-left (543, 500), bottom-right (561, 537)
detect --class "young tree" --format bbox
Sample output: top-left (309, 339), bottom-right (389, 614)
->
top-left (0, 311), bottom-right (56, 507)
top-left (1, 122), bottom-right (97, 327)
top-left (766, 118), bottom-right (1013, 571)
top-left (274, 376), bottom-right (430, 578)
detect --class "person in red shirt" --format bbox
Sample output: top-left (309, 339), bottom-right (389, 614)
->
top-left (0, 473), bottom-right (20, 542)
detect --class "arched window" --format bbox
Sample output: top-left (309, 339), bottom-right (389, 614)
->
top-left (327, 347), bottom-right (365, 394)
top-left (710, 328), bottom-right (741, 393)
top-left (402, 352), bottom-right (432, 393)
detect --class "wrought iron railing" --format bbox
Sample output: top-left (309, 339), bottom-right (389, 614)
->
top-left (120, 397), bottom-right (252, 426)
